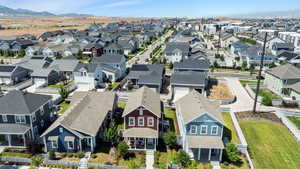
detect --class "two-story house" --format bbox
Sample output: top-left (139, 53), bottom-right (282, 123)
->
top-left (103, 43), bottom-right (124, 55)
top-left (0, 90), bottom-right (53, 148)
top-left (0, 65), bottom-right (31, 85)
top-left (41, 91), bottom-right (117, 152)
top-left (164, 42), bottom-right (190, 63)
top-left (175, 90), bottom-right (224, 162)
top-left (92, 54), bottom-right (126, 82)
top-left (74, 63), bottom-right (103, 91)
top-left (122, 86), bottom-right (162, 150)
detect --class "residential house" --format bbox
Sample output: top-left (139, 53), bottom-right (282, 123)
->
top-left (41, 91), bottom-right (117, 152)
top-left (220, 34), bottom-right (239, 48)
top-left (0, 65), bottom-right (31, 85)
top-left (289, 82), bottom-right (300, 104)
top-left (0, 90), bottom-right (53, 148)
top-left (92, 54), bottom-right (126, 82)
top-left (164, 42), bottom-right (190, 63)
top-left (82, 43), bottom-right (103, 57)
top-left (239, 45), bottom-right (276, 67)
top-left (230, 41), bottom-right (249, 54)
top-left (74, 63), bottom-right (103, 91)
top-left (264, 64), bottom-right (300, 97)
top-left (31, 69), bottom-right (59, 86)
top-left (126, 64), bottom-right (164, 92)
top-left (176, 90), bottom-right (224, 161)
top-left (271, 42), bottom-right (294, 55)
top-left (117, 37), bottom-right (138, 55)
top-left (103, 43), bottom-right (124, 55)
top-left (122, 86), bottom-right (162, 150)
top-left (49, 59), bottom-right (79, 80)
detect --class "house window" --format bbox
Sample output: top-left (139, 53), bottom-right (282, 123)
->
top-left (59, 127), bottom-right (63, 133)
top-left (128, 117), bottom-right (135, 126)
top-left (15, 115), bottom-right (26, 124)
top-left (211, 126), bottom-right (218, 135)
top-left (139, 108), bottom-right (144, 116)
top-left (2, 115), bottom-right (7, 122)
top-left (41, 120), bottom-right (44, 127)
top-left (190, 125), bottom-right (197, 134)
top-left (147, 117), bottom-right (154, 127)
top-left (67, 141), bottom-right (74, 149)
top-left (51, 141), bottom-right (57, 149)
top-left (200, 125), bottom-right (208, 134)
top-left (138, 117), bottom-right (144, 126)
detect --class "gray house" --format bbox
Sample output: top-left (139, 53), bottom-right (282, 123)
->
top-left (0, 65), bottom-right (31, 85)
top-left (31, 69), bottom-right (59, 86)
top-left (126, 64), bottom-right (164, 93)
top-left (41, 91), bottom-right (117, 152)
top-left (49, 59), bottom-right (79, 80)
top-left (164, 42), bottom-right (190, 63)
top-left (0, 90), bottom-right (53, 148)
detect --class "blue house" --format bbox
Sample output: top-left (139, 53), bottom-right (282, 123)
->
top-left (175, 90), bottom-right (224, 162)
top-left (230, 40), bottom-right (249, 54)
top-left (41, 91), bottom-right (117, 152)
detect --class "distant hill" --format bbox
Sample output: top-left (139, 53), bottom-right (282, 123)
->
top-left (0, 5), bottom-right (92, 17)
top-left (231, 9), bottom-right (300, 18)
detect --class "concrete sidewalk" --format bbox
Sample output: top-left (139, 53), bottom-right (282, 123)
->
top-left (146, 150), bottom-right (154, 169)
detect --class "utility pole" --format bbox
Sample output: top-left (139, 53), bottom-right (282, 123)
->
top-left (253, 32), bottom-right (268, 113)
top-left (217, 25), bottom-right (222, 55)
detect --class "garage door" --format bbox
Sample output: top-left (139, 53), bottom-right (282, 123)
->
top-left (33, 78), bottom-right (46, 86)
top-left (77, 82), bottom-right (92, 91)
top-left (174, 87), bottom-right (190, 101)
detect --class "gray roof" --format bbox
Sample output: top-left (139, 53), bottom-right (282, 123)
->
top-left (74, 63), bottom-right (98, 73)
top-left (123, 86), bottom-right (161, 117)
top-left (49, 59), bottom-right (79, 72)
top-left (266, 64), bottom-right (300, 80)
top-left (0, 65), bottom-right (29, 77)
top-left (273, 42), bottom-right (294, 49)
top-left (126, 64), bottom-right (164, 80)
top-left (173, 58), bottom-right (210, 71)
top-left (31, 68), bottom-right (55, 77)
top-left (171, 71), bottom-right (206, 86)
top-left (0, 123), bottom-right (31, 134)
top-left (0, 90), bottom-right (52, 114)
top-left (123, 128), bottom-right (158, 138)
top-left (175, 90), bottom-right (223, 125)
top-left (165, 42), bottom-right (190, 54)
top-left (138, 71), bottom-right (162, 85)
top-left (186, 135), bottom-right (224, 149)
top-left (290, 81), bottom-right (300, 93)
top-left (41, 91), bottom-right (116, 137)
top-left (92, 54), bottom-right (124, 64)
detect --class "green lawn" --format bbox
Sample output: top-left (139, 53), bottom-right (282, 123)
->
top-left (58, 101), bottom-right (70, 114)
top-left (287, 116), bottom-right (300, 130)
top-left (239, 80), bottom-right (259, 87)
top-left (221, 112), bottom-right (239, 144)
top-left (251, 88), bottom-right (280, 100)
top-left (0, 152), bottom-right (32, 158)
top-left (164, 108), bottom-right (179, 135)
top-left (240, 120), bottom-right (300, 169)
top-left (48, 84), bottom-right (63, 89)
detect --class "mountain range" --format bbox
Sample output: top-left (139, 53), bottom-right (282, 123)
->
top-left (0, 5), bottom-right (92, 17)
top-left (230, 9), bottom-right (300, 18)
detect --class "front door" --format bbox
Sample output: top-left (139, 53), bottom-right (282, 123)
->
top-left (81, 138), bottom-right (92, 152)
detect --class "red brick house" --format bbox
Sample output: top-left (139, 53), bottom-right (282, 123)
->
top-left (122, 86), bottom-right (162, 150)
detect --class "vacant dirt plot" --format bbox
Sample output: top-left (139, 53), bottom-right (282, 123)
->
top-left (0, 16), bottom-right (147, 36)
top-left (208, 82), bottom-right (233, 99)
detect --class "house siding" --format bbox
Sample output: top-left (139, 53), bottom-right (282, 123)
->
top-left (125, 107), bottom-right (158, 130)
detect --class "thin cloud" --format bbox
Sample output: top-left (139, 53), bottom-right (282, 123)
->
top-left (102, 0), bottom-right (145, 8)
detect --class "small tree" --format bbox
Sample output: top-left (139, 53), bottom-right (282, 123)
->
top-left (104, 120), bottom-right (120, 146)
top-left (27, 139), bottom-right (42, 155)
top-left (163, 131), bottom-right (177, 149)
top-left (173, 150), bottom-right (191, 167)
top-left (262, 95), bottom-right (272, 106)
top-left (224, 143), bottom-right (241, 164)
top-left (48, 149), bottom-right (56, 160)
top-left (249, 64), bottom-right (255, 75)
top-left (213, 60), bottom-right (219, 68)
top-left (30, 156), bottom-right (44, 168)
top-left (117, 141), bottom-right (129, 158)
top-left (269, 62), bottom-right (276, 68)
top-left (241, 61), bottom-right (248, 71)
top-left (17, 49), bottom-right (26, 58)
top-left (59, 86), bottom-right (69, 100)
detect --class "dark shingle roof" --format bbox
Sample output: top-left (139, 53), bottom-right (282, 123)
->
top-left (165, 42), bottom-right (190, 54)
top-left (92, 54), bottom-right (124, 64)
top-left (0, 123), bottom-right (31, 134)
top-left (0, 90), bottom-right (52, 114)
top-left (75, 63), bottom-right (98, 73)
top-left (171, 71), bottom-right (206, 86)
top-left (173, 58), bottom-right (210, 71)
top-left (266, 63), bottom-right (300, 80)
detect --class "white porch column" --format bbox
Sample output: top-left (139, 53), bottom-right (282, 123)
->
top-left (79, 138), bottom-right (82, 152)
top-left (90, 137), bottom-right (94, 152)
top-left (219, 149), bottom-right (223, 161)
top-left (8, 134), bottom-right (11, 147)
top-left (144, 138), bottom-right (146, 150)
top-left (208, 149), bottom-right (211, 161)
top-left (43, 137), bottom-right (48, 152)
top-left (23, 134), bottom-right (26, 147)
top-left (198, 148), bottom-right (201, 161)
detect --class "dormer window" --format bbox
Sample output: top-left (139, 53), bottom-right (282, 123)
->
top-left (15, 115), bottom-right (26, 124)
top-left (2, 115), bottom-right (7, 122)
top-left (190, 125), bottom-right (197, 134)
top-left (139, 108), bottom-right (144, 116)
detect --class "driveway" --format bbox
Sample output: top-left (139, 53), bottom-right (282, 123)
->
top-left (223, 77), bottom-right (277, 112)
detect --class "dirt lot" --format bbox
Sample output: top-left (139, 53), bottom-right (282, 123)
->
top-left (0, 16), bottom-right (147, 37)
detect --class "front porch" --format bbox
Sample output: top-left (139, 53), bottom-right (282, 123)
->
top-left (0, 132), bottom-right (31, 148)
top-left (126, 137), bottom-right (158, 150)
top-left (191, 148), bottom-right (223, 162)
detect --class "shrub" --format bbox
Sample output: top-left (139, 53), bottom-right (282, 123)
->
top-left (67, 153), bottom-right (74, 158)
top-left (31, 156), bottom-right (44, 167)
top-left (163, 131), bottom-right (177, 148)
top-left (48, 149), bottom-right (56, 160)
top-left (224, 143), bottom-right (241, 164)
top-left (76, 151), bottom-right (85, 158)
top-left (60, 153), bottom-right (67, 158)
top-left (262, 95), bottom-right (272, 106)
top-left (27, 140), bottom-right (42, 155)
top-left (91, 154), bottom-right (97, 159)
top-left (117, 141), bottom-right (129, 158)
top-left (173, 150), bottom-right (191, 167)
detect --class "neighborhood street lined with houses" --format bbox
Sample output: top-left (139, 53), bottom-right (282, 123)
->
top-left (0, 5), bottom-right (300, 169)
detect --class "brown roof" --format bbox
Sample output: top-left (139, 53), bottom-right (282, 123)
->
top-left (122, 86), bottom-right (161, 117)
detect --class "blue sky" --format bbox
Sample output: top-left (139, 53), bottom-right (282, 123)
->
top-left (1, 0), bottom-right (300, 17)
